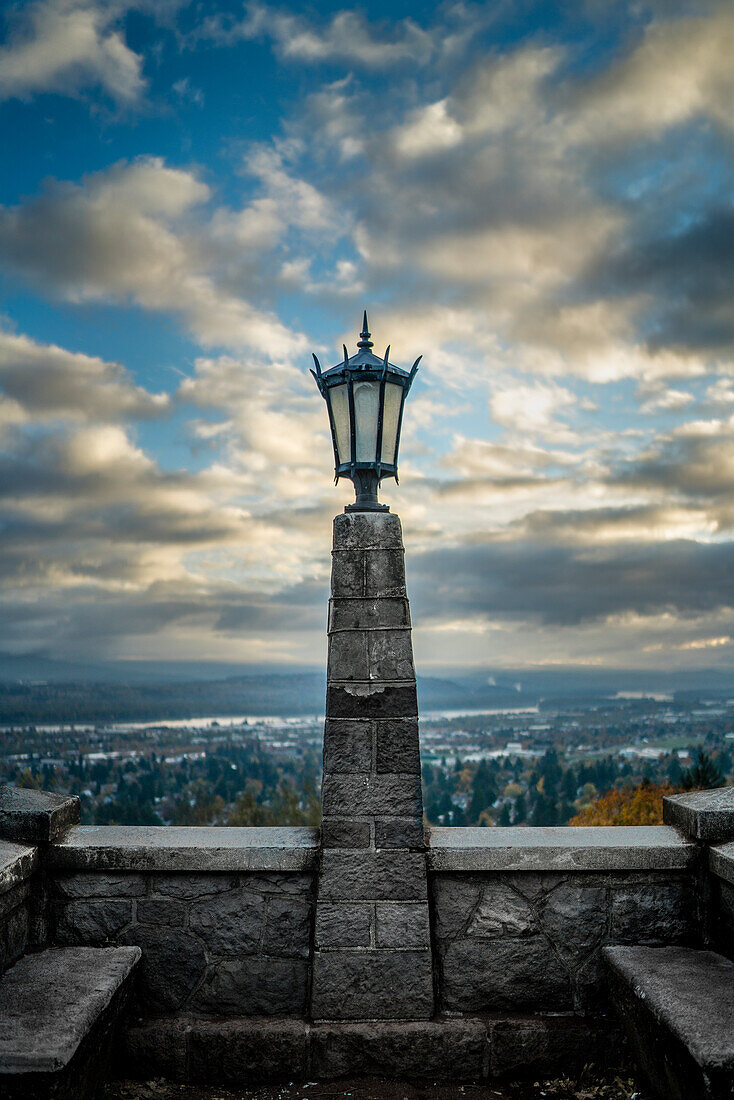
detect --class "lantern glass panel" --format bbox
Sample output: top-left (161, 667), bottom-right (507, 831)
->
top-left (330, 383), bottom-right (351, 465)
top-left (353, 379), bottom-right (380, 462)
top-left (380, 381), bottom-right (403, 466)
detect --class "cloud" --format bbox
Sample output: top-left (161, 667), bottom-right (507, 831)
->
top-left (0, 0), bottom-right (146, 104)
top-left (0, 328), bottom-right (168, 428)
top-left (0, 157), bottom-right (305, 357)
top-left (197, 4), bottom-right (434, 68)
top-left (572, 6), bottom-right (734, 140)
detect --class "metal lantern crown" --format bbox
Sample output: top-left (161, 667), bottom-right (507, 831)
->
top-left (311, 312), bottom-right (420, 512)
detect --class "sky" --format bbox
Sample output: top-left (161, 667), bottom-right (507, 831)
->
top-left (2, 0), bottom-right (734, 674)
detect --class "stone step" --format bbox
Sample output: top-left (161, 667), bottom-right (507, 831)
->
top-left (0, 945), bottom-right (141, 1099)
top-left (603, 945), bottom-right (734, 1100)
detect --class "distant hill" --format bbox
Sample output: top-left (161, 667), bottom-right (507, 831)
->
top-left (1, 655), bottom-right (733, 724)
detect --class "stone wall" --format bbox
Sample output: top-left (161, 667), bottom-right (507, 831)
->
top-left (0, 839), bottom-right (37, 974)
top-left (429, 824), bottom-right (698, 1016)
top-left (46, 825), bottom-right (318, 1017)
top-left (51, 870), bottom-right (314, 1016)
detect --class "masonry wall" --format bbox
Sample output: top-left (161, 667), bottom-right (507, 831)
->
top-left (0, 840), bottom-right (37, 975)
top-left (709, 841), bottom-right (734, 960)
top-left (432, 869), bottom-right (697, 1014)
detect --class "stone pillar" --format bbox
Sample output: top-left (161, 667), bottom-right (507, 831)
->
top-left (311, 511), bottom-right (434, 1021)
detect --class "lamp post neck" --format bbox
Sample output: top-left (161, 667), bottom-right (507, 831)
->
top-left (345, 468), bottom-right (389, 513)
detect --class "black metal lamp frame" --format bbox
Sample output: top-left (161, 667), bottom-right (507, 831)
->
top-left (311, 314), bottom-right (420, 512)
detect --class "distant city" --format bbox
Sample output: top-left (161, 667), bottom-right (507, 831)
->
top-left (2, 664), bottom-right (732, 828)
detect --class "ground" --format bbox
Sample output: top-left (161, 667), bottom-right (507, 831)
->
top-left (105, 1068), bottom-right (651, 1100)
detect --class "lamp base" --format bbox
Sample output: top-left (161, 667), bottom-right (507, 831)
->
top-left (345, 501), bottom-right (389, 513)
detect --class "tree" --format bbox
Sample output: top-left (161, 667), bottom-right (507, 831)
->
top-left (569, 781), bottom-right (675, 826)
top-left (680, 751), bottom-right (725, 792)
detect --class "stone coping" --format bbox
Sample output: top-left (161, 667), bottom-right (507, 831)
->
top-left (663, 786), bottom-right (734, 843)
top-left (426, 826), bottom-right (696, 872)
top-left (709, 841), bottom-right (734, 886)
top-left (0, 839), bottom-right (37, 897)
top-left (48, 826), bottom-right (319, 872)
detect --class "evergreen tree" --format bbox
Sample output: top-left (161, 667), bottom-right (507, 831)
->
top-left (680, 751), bottom-right (725, 791)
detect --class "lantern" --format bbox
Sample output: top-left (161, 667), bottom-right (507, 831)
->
top-left (311, 312), bottom-right (420, 512)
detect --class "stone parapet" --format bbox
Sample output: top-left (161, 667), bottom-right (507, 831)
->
top-left (428, 825), bottom-right (696, 872)
top-left (48, 826), bottom-right (319, 872)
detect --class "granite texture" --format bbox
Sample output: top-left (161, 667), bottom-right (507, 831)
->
top-left (0, 842), bottom-right (38, 977)
top-left (49, 870), bottom-right (314, 1016)
top-left (604, 945), bottom-right (734, 1100)
top-left (432, 870), bottom-right (698, 1013)
top-left (428, 826), bottom-right (696, 871)
top-left (663, 787), bottom-right (734, 843)
top-left (312, 509), bottom-right (433, 1022)
top-left (0, 785), bottom-right (80, 845)
top-left (48, 826), bottom-right (319, 872)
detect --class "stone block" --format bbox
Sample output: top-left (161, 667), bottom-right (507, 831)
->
top-left (331, 551), bottom-right (365, 597)
top-left (53, 873), bottom-right (147, 898)
top-left (375, 818), bottom-right (425, 849)
top-left (326, 681), bottom-right (418, 719)
top-left (54, 899), bottom-right (132, 945)
top-left (188, 1018), bottom-right (309, 1085)
top-left (0, 881), bottom-right (29, 923)
top-left (262, 896), bottom-right (311, 958)
top-left (310, 1018), bottom-right (487, 1080)
top-left (330, 597), bottom-right (410, 631)
top-left (121, 926), bottom-right (206, 1012)
top-left (541, 884), bottom-right (607, 956)
top-left (3, 904), bottom-right (28, 963)
top-left (364, 550), bottom-right (406, 597)
top-left (150, 872), bottom-right (236, 898)
top-left (664, 786), bottom-right (734, 843)
top-left (489, 1016), bottom-right (614, 1078)
top-left (311, 949), bottom-right (433, 1020)
top-left (237, 872), bottom-right (313, 897)
top-left (375, 902), bottom-right (430, 948)
top-left (375, 718), bottom-right (421, 773)
top-left (0, 946), bottom-right (141, 1089)
top-left (603, 945), bottom-right (734, 1100)
top-left (319, 850), bottom-right (428, 901)
top-left (188, 888), bottom-right (264, 955)
top-left (430, 875), bottom-right (482, 942)
top-left (327, 629), bottom-right (369, 681)
top-left (333, 511), bottom-right (403, 550)
top-left (315, 903), bottom-right (372, 948)
top-left (0, 785), bottom-right (80, 844)
top-left (321, 819), bottom-right (371, 848)
top-left (136, 899), bottom-right (186, 927)
top-left (323, 719), bottom-right (372, 772)
top-left (467, 881), bottom-right (538, 938)
top-left (367, 629), bottom-right (415, 681)
top-left (120, 1017), bottom-right (189, 1083)
top-left (439, 935), bottom-right (572, 1013)
top-left (193, 956), bottom-right (308, 1016)
top-left (322, 774), bottom-right (422, 818)
top-left (610, 882), bottom-right (695, 943)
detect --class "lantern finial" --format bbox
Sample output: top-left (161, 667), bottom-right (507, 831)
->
top-left (357, 310), bottom-right (373, 350)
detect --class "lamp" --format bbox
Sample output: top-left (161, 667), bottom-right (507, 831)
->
top-left (311, 312), bottom-right (420, 512)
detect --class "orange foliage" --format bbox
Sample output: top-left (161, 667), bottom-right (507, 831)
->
top-left (569, 782), bottom-right (676, 826)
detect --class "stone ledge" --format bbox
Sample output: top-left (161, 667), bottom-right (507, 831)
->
top-left (709, 841), bottom-right (734, 886)
top-left (663, 786), bottom-right (734, 843)
top-left (0, 784), bottom-right (80, 844)
top-left (427, 826), bottom-right (696, 872)
top-left (0, 945), bottom-right (141, 1073)
top-left (0, 840), bottom-right (37, 898)
top-left (47, 826), bottom-right (319, 872)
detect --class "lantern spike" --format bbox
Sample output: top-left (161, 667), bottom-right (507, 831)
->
top-left (312, 353), bottom-right (322, 376)
top-left (357, 310), bottom-right (373, 350)
top-left (383, 345), bottom-right (390, 364)
top-left (343, 344), bottom-right (349, 365)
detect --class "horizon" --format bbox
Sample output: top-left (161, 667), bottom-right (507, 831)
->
top-left (3, 1), bottom-right (734, 672)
